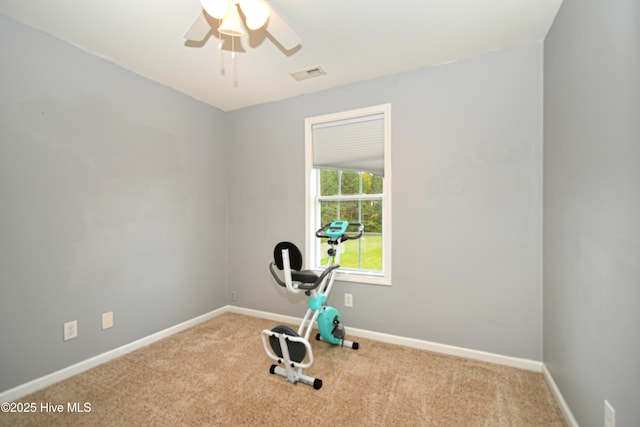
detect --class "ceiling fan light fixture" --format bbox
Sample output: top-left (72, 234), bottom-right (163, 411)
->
top-left (200, 0), bottom-right (229, 19)
top-left (240, 0), bottom-right (269, 30)
top-left (218, 4), bottom-right (245, 36)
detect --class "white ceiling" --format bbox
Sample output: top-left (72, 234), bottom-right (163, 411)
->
top-left (0, 0), bottom-right (562, 112)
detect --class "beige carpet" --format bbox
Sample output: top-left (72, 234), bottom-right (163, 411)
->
top-left (1, 312), bottom-right (566, 426)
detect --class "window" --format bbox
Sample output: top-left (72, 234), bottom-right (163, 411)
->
top-left (305, 104), bottom-right (391, 285)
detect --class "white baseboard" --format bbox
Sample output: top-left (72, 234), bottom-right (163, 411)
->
top-left (0, 306), bottom-right (228, 403)
top-left (542, 363), bottom-right (579, 427)
top-left (228, 305), bottom-right (543, 372)
top-left (2, 304), bottom-right (547, 404)
top-left (228, 305), bottom-right (303, 327)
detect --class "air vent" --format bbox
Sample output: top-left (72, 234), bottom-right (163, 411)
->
top-left (290, 66), bottom-right (327, 81)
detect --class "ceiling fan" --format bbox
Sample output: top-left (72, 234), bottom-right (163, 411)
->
top-left (184, 0), bottom-right (301, 51)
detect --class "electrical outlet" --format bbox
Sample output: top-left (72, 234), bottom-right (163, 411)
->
top-left (605, 400), bottom-right (615, 427)
top-left (63, 320), bottom-right (78, 341)
top-left (231, 291), bottom-right (237, 302)
top-left (344, 293), bottom-right (353, 307)
top-left (102, 311), bottom-right (113, 330)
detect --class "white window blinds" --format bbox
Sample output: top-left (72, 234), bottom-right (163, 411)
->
top-left (311, 113), bottom-right (385, 177)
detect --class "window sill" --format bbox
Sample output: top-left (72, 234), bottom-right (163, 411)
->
top-left (312, 268), bottom-right (391, 286)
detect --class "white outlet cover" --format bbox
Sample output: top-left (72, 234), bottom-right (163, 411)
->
top-left (605, 400), bottom-right (615, 427)
top-left (344, 293), bottom-right (353, 307)
top-left (102, 312), bottom-right (114, 330)
top-left (64, 320), bottom-right (78, 341)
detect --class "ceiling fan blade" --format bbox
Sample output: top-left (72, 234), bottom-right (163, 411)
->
top-left (266, 7), bottom-right (301, 50)
top-left (183, 11), bottom-right (211, 41)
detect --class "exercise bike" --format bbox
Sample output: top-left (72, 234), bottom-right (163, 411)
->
top-left (261, 220), bottom-right (363, 390)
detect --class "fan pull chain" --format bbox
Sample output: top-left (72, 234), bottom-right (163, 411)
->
top-left (220, 47), bottom-right (226, 76)
top-left (232, 32), bottom-right (238, 60)
top-left (232, 35), bottom-right (238, 87)
top-left (218, 20), bottom-right (225, 76)
top-left (234, 54), bottom-right (238, 87)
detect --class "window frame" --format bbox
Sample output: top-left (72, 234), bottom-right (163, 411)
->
top-left (304, 104), bottom-right (392, 286)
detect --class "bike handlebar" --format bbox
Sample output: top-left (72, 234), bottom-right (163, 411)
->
top-left (315, 221), bottom-right (364, 241)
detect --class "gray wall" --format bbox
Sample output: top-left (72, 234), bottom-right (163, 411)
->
top-left (0, 16), bottom-right (229, 392)
top-left (228, 44), bottom-right (544, 360)
top-left (543, 0), bottom-right (640, 426)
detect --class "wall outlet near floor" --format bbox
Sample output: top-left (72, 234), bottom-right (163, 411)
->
top-left (604, 400), bottom-right (615, 427)
top-left (102, 311), bottom-right (114, 330)
top-left (344, 293), bottom-right (353, 307)
top-left (63, 320), bottom-right (78, 341)
top-left (231, 291), bottom-right (237, 302)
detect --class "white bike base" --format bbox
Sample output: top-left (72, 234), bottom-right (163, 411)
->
top-left (262, 328), bottom-right (323, 390)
